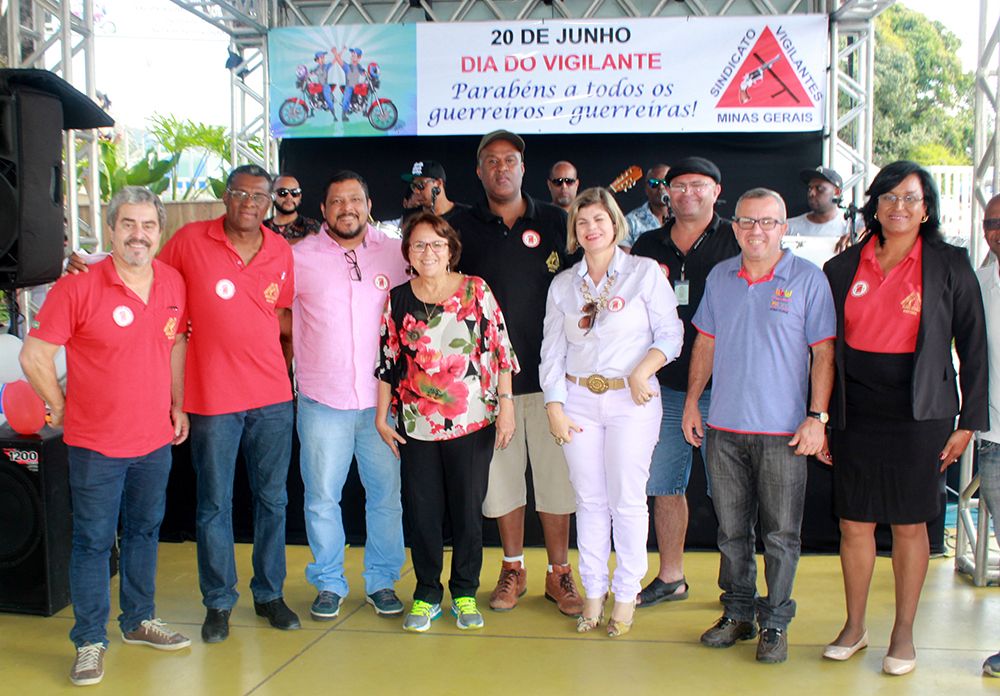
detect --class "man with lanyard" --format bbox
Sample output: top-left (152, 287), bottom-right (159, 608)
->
top-left (22, 186), bottom-right (190, 686)
top-left (333, 47), bottom-right (365, 122)
top-left (630, 156), bottom-right (739, 609)
top-left (449, 130), bottom-right (584, 618)
top-left (292, 170), bottom-right (409, 621)
top-left (264, 173), bottom-right (322, 244)
top-left (310, 51), bottom-right (338, 122)
top-left (623, 163), bottom-right (671, 250)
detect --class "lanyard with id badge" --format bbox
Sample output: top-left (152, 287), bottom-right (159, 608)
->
top-left (669, 229), bottom-right (709, 306)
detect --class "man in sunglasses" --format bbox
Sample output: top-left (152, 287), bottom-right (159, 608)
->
top-left (546, 161), bottom-right (579, 212)
top-left (264, 174), bottom-right (321, 244)
top-left (398, 160), bottom-right (468, 223)
top-left (623, 163), bottom-right (671, 249)
top-left (630, 156), bottom-right (738, 612)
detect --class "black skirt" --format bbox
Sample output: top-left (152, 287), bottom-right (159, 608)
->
top-left (829, 346), bottom-right (952, 524)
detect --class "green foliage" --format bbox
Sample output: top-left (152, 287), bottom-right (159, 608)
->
top-left (80, 140), bottom-right (177, 202)
top-left (148, 114), bottom-right (228, 200)
top-left (872, 5), bottom-right (974, 166)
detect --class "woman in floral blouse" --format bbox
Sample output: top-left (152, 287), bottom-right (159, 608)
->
top-left (375, 211), bottom-right (518, 633)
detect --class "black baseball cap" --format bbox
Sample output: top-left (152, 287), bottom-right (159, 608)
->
top-left (799, 166), bottom-right (843, 189)
top-left (664, 157), bottom-right (722, 184)
top-left (477, 130), bottom-right (525, 160)
top-left (402, 160), bottom-right (447, 183)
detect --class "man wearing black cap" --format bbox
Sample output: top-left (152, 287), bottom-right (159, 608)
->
top-left (449, 130), bottom-right (584, 618)
top-left (630, 156), bottom-right (740, 610)
top-left (787, 166), bottom-right (863, 239)
top-left (399, 160), bottom-right (468, 222)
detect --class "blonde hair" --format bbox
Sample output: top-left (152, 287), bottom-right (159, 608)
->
top-left (565, 187), bottom-right (628, 253)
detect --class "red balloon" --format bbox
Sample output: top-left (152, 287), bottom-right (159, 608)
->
top-left (1, 380), bottom-right (47, 435)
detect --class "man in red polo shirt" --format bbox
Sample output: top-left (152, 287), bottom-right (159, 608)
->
top-left (157, 165), bottom-right (299, 642)
top-left (21, 186), bottom-right (191, 687)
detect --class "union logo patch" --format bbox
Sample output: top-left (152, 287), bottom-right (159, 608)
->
top-left (112, 306), bottom-right (134, 327)
top-left (607, 296), bottom-right (625, 312)
top-left (850, 281), bottom-right (869, 298)
top-left (163, 317), bottom-right (178, 340)
top-left (374, 274), bottom-right (390, 291)
top-left (901, 290), bottom-right (921, 316)
top-left (522, 230), bottom-right (541, 248)
top-left (263, 282), bottom-right (280, 305)
top-left (216, 279), bottom-right (236, 300)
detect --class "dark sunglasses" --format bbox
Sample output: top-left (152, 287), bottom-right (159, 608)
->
top-left (578, 302), bottom-right (597, 334)
top-left (550, 178), bottom-right (577, 186)
top-left (648, 178), bottom-right (668, 188)
top-left (985, 218), bottom-right (1000, 231)
top-left (275, 187), bottom-right (302, 197)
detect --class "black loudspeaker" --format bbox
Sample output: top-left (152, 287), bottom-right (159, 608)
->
top-left (0, 69), bottom-right (113, 289)
top-left (0, 425), bottom-right (71, 616)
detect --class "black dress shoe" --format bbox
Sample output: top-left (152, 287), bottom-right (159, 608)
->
top-left (202, 608), bottom-right (231, 643)
top-left (254, 598), bottom-right (301, 630)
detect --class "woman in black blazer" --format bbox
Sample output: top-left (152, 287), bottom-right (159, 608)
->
top-left (820, 161), bottom-right (987, 675)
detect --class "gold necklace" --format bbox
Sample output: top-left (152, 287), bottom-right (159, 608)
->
top-left (578, 271), bottom-right (618, 334)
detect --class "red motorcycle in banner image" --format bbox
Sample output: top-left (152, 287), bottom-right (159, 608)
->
top-left (279, 62), bottom-right (399, 131)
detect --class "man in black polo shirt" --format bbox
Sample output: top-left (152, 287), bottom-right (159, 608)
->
top-left (630, 156), bottom-right (740, 608)
top-left (449, 130), bottom-right (583, 618)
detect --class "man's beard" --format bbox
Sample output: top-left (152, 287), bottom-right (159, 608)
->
top-left (275, 200), bottom-right (299, 215)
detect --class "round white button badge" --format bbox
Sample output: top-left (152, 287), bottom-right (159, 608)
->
top-left (850, 280), bottom-right (869, 298)
top-left (608, 296), bottom-right (625, 312)
top-left (112, 305), bottom-right (134, 327)
top-left (216, 279), bottom-right (236, 300)
top-left (374, 274), bottom-right (390, 291)
top-left (522, 230), bottom-right (540, 248)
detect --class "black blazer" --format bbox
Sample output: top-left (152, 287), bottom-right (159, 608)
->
top-left (822, 236), bottom-right (988, 432)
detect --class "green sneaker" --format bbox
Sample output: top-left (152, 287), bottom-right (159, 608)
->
top-left (452, 596), bottom-right (484, 630)
top-left (402, 600), bottom-right (441, 633)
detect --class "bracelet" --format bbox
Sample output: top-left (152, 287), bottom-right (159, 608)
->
top-left (498, 393), bottom-right (514, 401)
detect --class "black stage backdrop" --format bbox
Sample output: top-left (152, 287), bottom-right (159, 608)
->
top-left (158, 131), bottom-right (947, 555)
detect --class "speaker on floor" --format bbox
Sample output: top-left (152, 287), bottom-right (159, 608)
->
top-left (0, 69), bottom-right (113, 288)
top-left (0, 425), bottom-right (71, 616)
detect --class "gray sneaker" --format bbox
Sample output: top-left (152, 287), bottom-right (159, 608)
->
top-left (70, 642), bottom-right (106, 686)
top-left (310, 591), bottom-right (343, 621)
top-left (451, 596), bottom-right (484, 630)
top-left (402, 600), bottom-right (441, 632)
top-left (122, 618), bottom-right (192, 651)
top-left (367, 588), bottom-right (404, 616)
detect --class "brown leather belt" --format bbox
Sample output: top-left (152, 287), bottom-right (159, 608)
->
top-left (566, 373), bottom-right (627, 395)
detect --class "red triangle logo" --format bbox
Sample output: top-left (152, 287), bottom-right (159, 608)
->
top-left (716, 27), bottom-right (814, 108)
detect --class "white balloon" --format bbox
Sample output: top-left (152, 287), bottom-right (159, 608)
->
top-left (0, 334), bottom-right (24, 383)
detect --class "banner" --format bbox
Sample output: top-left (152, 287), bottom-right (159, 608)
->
top-left (268, 15), bottom-right (828, 138)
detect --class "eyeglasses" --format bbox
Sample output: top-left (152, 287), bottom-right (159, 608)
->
top-left (410, 240), bottom-right (448, 253)
top-left (275, 187), bottom-right (302, 198)
top-left (669, 181), bottom-right (715, 194)
top-left (550, 178), bottom-right (577, 187)
top-left (578, 302), bottom-right (598, 334)
top-left (344, 249), bottom-right (361, 282)
top-left (647, 178), bottom-right (667, 188)
top-left (733, 216), bottom-right (785, 231)
top-left (985, 218), bottom-right (1000, 231)
top-left (878, 193), bottom-right (924, 207)
top-left (227, 188), bottom-right (273, 205)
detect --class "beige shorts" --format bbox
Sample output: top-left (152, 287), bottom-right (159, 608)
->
top-left (482, 392), bottom-right (577, 518)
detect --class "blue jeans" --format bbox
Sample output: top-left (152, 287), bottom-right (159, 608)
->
top-left (647, 388), bottom-right (711, 496)
top-left (705, 429), bottom-right (806, 630)
top-left (190, 400), bottom-right (293, 609)
top-left (297, 395), bottom-right (404, 597)
top-left (67, 444), bottom-right (171, 647)
top-left (979, 439), bottom-right (1000, 548)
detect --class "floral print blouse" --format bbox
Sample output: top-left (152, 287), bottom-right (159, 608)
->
top-left (376, 275), bottom-right (519, 442)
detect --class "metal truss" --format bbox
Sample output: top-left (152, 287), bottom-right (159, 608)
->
top-left (2, 0), bottom-right (101, 253)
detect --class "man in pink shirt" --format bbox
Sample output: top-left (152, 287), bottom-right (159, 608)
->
top-left (292, 171), bottom-right (409, 620)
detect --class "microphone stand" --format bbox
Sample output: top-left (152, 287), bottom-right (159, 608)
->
top-left (839, 199), bottom-right (862, 245)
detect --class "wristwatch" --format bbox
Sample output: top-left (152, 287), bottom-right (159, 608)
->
top-left (808, 410), bottom-right (829, 424)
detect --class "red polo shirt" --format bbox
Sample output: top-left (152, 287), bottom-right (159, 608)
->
top-left (845, 236), bottom-right (923, 353)
top-left (158, 216), bottom-right (294, 415)
top-left (30, 258), bottom-right (186, 457)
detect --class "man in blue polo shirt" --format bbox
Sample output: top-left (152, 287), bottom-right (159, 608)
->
top-left (682, 187), bottom-right (835, 664)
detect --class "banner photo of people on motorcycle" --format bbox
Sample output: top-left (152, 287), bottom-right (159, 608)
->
top-left (268, 15), bottom-right (826, 138)
top-left (269, 25), bottom-right (416, 138)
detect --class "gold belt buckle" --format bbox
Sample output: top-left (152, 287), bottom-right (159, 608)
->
top-left (585, 374), bottom-right (610, 394)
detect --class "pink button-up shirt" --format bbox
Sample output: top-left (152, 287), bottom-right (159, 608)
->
top-left (292, 224), bottom-right (408, 409)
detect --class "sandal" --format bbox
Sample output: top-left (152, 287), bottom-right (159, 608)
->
top-left (576, 595), bottom-right (607, 633)
top-left (636, 577), bottom-right (689, 608)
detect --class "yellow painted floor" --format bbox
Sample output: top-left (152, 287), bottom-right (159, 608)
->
top-left (2, 543), bottom-right (999, 695)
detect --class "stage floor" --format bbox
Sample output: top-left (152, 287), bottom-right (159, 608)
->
top-left (3, 543), bottom-right (999, 694)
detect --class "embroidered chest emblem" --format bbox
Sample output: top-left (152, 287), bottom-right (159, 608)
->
top-left (263, 282), bottom-right (280, 305)
top-left (545, 251), bottom-right (561, 273)
top-left (901, 290), bottom-right (921, 316)
top-left (163, 317), bottom-right (178, 340)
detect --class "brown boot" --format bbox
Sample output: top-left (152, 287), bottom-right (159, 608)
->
top-left (544, 564), bottom-right (584, 617)
top-left (489, 560), bottom-right (527, 611)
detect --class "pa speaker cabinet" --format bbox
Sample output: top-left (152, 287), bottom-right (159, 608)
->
top-left (0, 425), bottom-right (71, 616)
top-left (0, 85), bottom-right (64, 288)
